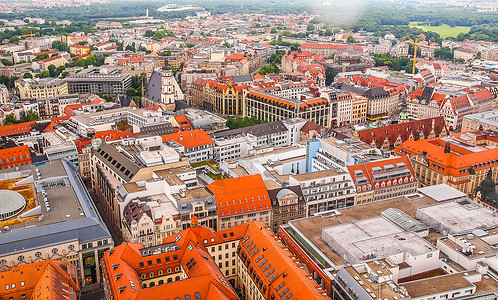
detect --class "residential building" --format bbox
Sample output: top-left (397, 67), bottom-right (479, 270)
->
top-left (289, 169), bottom-right (356, 216)
top-left (0, 260), bottom-right (80, 300)
top-left (0, 84), bottom-right (8, 104)
top-left (65, 67), bottom-right (131, 96)
top-left (101, 235), bottom-right (238, 300)
top-left (244, 90), bottom-right (330, 127)
top-left (454, 48), bottom-right (476, 61)
top-left (70, 44), bottom-right (91, 56)
top-left (301, 43), bottom-right (364, 58)
top-left (266, 183), bottom-right (305, 233)
top-left (16, 78), bottom-right (68, 100)
top-left (162, 129), bottom-right (214, 163)
top-left (347, 156), bottom-right (419, 204)
top-left (395, 130), bottom-right (498, 194)
top-left (207, 174), bottom-right (273, 230)
top-left (0, 144), bottom-right (32, 170)
top-left (0, 159), bottom-right (113, 287)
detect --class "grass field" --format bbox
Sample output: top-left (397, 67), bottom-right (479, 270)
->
top-left (409, 22), bottom-right (471, 39)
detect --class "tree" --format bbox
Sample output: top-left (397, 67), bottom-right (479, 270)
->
top-left (60, 71), bottom-right (69, 79)
top-left (7, 76), bottom-right (18, 89)
top-left (325, 28), bottom-right (333, 36)
top-left (9, 36), bottom-right (20, 44)
top-left (164, 50), bottom-right (172, 56)
top-left (52, 41), bottom-right (69, 52)
top-left (347, 36), bottom-right (356, 43)
top-left (23, 72), bottom-right (32, 78)
top-left (144, 30), bottom-right (154, 37)
top-left (257, 64), bottom-right (280, 75)
top-left (22, 109), bottom-right (39, 122)
top-left (35, 70), bottom-right (50, 78)
top-left (4, 114), bottom-right (18, 125)
top-left (78, 41), bottom-right (88, 45)
top-left (126, 44), bottom-right (135, 52)
top-left (307, 23), bottom-right (315, 31)
top-left (186, 43), bottom-right (195, 48)
top-left (270, 28), bottom-right (277, 34)
top-left (47, 64), bottom-right (58, 77)
top-left (1, 59), bottom-right (13, 66)
top-left (222, 42), bottom-right (231, 48)
top-left (282, 30), bottom-right (292, 37)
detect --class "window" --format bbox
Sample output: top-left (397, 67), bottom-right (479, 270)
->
top-left (51, 248), bottom-right (58, 254)
top-left (17, 255), bottom-right (24, 262)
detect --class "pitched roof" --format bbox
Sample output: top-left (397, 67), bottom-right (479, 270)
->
top-left (239, 222), bottom-right (329, 299)
top-left (355, 116), bottom-right (448, 149)
top-left (162, 128), bottom-right (213, 149)
top-left (0, 260), bottom-right (79, 300)
top-left (207, 174), bottom-right (272, 217)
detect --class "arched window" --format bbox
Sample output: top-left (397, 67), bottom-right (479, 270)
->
top-left (158, 270), bottom-right (163, 276)
top-left (175, 276), bottom-right (180, 281)
top-left (141, 274), bottom-right (146, 280)
top-left (175, 266), bottom-right (180, 272)
top-left (167, 267), bottom-right (172, 274)
top-left (158, 280), bottom-right (164, 285)
top-left (149, 282), bottom-right (155, 287)
top-left (149, 271), bottom-right (154, 278)
top-left (167, 278), bottom-right (172, 283)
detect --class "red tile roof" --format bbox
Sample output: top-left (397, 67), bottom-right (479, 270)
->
top-left (0, 145), bottom-right (32, 169)
top-left (207, 174), bottom-right (272, 217)
top-left (0, 260), bottom-right (79, 300)
top-left (355, 116), bottom-right (448, 149)
top-left (301, 43), bottom-right (363, 52)
top-left (162, 129), bottom-right (214, 149)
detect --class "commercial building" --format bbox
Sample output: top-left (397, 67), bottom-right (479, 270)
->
top-left (462, 109), bottom-right (498, 132)
top-left (301, 43), bottom-right (364, 57)
top-left (91, 139), bottom-right (189, 238)
top-left (0, 159), bottom-right (113, 287)
top-left (395, 130), bottom-right (498, 194)
top-left (191, 78), bottom-right (247, 115)
top-left (208, 174), bottom-right (272, 230)
top-left (353, 116), bottom-right (449, 154)
top-left (236, 222), bottom-right (329, 300)
top-left (212, 118), bottom-right (306, 162)
top-left (65, 67), bottom-right (131, 96)
top-left (67, 107), bottom-right (134, 137)
top-left (16, 78), bottom-right (68, 100)
top-left (347, 156), bottom-right (419, 204)
top-left (279, 184), bottom-right (498, 298)
top-left (244, 90), bottom-right (330, 127)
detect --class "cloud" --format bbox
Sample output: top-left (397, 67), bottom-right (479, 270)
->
top-left (306, 0), bottom-right (372, 27)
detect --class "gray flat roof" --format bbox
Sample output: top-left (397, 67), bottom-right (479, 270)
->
top-left (417, 184), bottom-right (467, 201)
top-left (0, 159), bottom-right (112, 256)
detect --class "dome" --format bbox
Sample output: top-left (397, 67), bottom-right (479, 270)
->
top-left (276, 188), bottom-right (297, 200)
top-left (0, 190), bottom-right (26, 220)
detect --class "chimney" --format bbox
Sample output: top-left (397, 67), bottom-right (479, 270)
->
top-left (444, 141), bottom-right (451, 153)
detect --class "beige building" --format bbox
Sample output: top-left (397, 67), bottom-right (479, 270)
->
top-left (454, 48), bottom-right (476, 61)
top-left (351, 94), bottom-right (367, 124)
top-left (462, 109), bottom-right (498, 132)
top-left (16, 78), bottom-right (68, 100)
top-left (0, 84), bottom-right (8, 104)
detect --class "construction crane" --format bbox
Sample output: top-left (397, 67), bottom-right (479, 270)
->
top-left (18, 32), bottom-right (34, 40)
top-left (407, 38), bottom-right (437, 74)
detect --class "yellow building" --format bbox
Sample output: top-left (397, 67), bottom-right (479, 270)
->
top-left (16, 78), bottom-right (68, 100)
top-left (351, 94), bottom-right (367, 124)
top-left (69, 44), bottom-right (90, 56)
